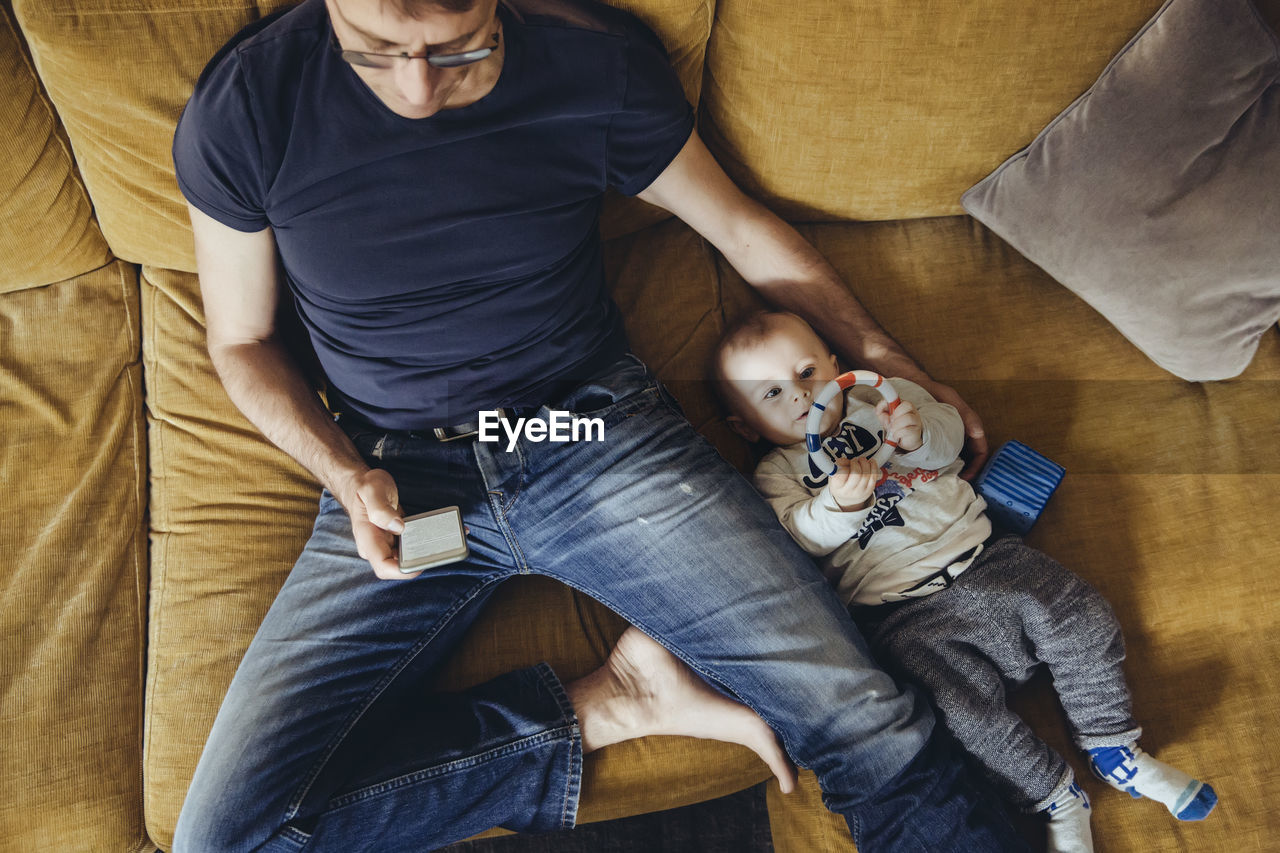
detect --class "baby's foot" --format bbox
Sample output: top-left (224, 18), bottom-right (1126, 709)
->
top-left (1088, 743), bottom-right (1217, 820)
top-left (1043, 781), bottom-right (1094, 853)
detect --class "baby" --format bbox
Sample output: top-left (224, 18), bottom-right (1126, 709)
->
top-left (714, 310), bottom-right (1216, 853)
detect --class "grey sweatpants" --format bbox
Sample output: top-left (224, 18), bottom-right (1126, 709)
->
top-left (855, 535), bottom-right (1141, 812)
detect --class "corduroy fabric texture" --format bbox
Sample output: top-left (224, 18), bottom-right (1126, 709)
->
top-left (0, 261), bottom-right (151, 853)
top-left (604, 216), bottom-right (727, 431)
top-left (700, 0), bottom-right (1175, 222)
top-left (0, 4), bottom-right (110, 292)
top-left (11, 0), bottom-right (299, 272)
top-left (140, 265), bottom-right (325, 848)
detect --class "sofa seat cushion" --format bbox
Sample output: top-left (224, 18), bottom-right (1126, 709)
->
top-left (712, 215), bottom-right (1279, 851)
top-left (0, 261), bottom-right (149, 853)
top-left (141, 220), bottom-right (767, 849)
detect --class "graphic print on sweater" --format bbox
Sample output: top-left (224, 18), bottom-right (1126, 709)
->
top-left (803, 420), bottom-right (938, 550)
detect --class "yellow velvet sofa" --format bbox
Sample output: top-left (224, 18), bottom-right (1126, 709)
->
top-left (3, 0), bottom-right (1277, 851)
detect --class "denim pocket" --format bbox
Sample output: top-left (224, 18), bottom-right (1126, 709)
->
top-left (554, 354), bottom-right (658, 422)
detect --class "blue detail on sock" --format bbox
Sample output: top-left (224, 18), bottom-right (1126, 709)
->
top-left (1173, 782), bottom-right (1218, 821)
top-left (1088, 746), bottom-right (1142, 798)
top-left (1047, 782), bottom-right (1090, 814)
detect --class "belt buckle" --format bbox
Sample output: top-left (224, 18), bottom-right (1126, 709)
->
top-left (432, 408), bottom-right (506, 442)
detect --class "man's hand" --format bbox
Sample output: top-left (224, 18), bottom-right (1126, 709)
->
top-left (828, 457), bottom-right (880, 511)
top-left (337, 468), bottom-right (418, 580)
top-left (877, 399), bottom-right (923, 453)
top-left (915, 381), bottom-right (989, 480)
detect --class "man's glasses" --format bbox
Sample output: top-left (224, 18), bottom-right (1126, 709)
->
top-left (331, 30), bottom-right (500, 70)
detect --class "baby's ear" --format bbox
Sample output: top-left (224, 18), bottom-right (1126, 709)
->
top-left (726, 414), bottom-right (760, 443)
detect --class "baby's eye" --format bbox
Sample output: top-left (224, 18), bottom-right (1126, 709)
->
top-left (763, 387), bottom-right (781, 400)
top-left (799, 366), bottom-right (815, 379)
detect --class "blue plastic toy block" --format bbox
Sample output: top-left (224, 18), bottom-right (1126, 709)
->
top-left (973, 440), bottom-right (1065, 535)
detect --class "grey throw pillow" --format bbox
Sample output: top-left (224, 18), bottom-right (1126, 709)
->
top-left (962, 0), bottom-right (1280, 381)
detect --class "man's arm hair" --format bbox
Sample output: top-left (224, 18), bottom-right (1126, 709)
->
top-left (635, 132), bottom-right (923, 381)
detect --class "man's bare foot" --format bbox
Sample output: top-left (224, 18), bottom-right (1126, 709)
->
top-left (565, 626), bottom-right (797, 793)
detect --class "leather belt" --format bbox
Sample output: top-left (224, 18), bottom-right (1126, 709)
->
top-left (429, 407), bottom-right (513, 442)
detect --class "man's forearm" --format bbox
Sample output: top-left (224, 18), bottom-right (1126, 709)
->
top-left (725, 207), bottom-right (929, 383)
top-left (209, 338), bottom-right (369, 499)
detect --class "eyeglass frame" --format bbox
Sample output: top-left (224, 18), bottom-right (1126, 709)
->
top-left (330, 28), bottom-right (500, 69)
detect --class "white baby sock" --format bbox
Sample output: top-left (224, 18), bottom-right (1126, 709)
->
top-left (1043, 781), bottom-right (1094, 853)
top-left (1088, 743), bottom-right (1217, 821)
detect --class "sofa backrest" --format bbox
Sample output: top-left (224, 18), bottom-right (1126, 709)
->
top-left (0, 4), bottom-right (109, 290)
top-left (14, 0), bottom-right (1280, 263)
top-left (698, 0), bottom-right (1178, 222)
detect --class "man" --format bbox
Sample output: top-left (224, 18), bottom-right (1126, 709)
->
top-left (172, 0), bottom-right (1018, 850)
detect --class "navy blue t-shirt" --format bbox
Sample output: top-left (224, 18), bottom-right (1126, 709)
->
top-left (173, 0), bottom-right (693, 429)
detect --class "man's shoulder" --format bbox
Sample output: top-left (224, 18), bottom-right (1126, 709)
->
top-left (509, 0), bottom-right (665, 50)
top-left (193, 0), bottom-right (325, 93)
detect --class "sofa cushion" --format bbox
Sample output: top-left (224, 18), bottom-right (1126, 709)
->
top-left (700, 0), bottom-right (1178, 221)
top-left (962, 0), bottom-right (1280, 382)
top-left (140, 265), bottom-right (332, 847)
top-left (12, 0), bottom-right (712, 271)
top-left (0, 261), bottom-right (149, 853)
top-left (12, 0), bottom-right (300, 272)
top-left (0, 3), bottom-right (109, 291)
top-left (604, 216), bottom-right (727, 431)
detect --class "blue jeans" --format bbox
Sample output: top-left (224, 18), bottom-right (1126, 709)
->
top-left (173, 354), bottom-right (1025, 852)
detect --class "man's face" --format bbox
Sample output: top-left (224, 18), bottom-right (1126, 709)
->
top-left (326, 0), bottom-right (501, 119)
top-left (720, 315), bottom-right (843, 446)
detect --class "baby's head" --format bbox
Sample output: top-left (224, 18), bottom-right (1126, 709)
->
top-left (714, 310), bottom-right (844, 447)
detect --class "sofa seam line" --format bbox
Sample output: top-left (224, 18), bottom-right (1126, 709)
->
top-left (120, 259), bottom-right (150, 852)
top-left (139, 274), bottom-right (169, 829)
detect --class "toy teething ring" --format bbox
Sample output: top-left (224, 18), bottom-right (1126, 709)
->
top-left (805, 371), bottom-right (901, 478)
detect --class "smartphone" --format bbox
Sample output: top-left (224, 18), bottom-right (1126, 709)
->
top-left (398, 506), bottom-right (469, 573)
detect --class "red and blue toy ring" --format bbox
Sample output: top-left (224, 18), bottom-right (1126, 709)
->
top-left (805, 370), bottom-right (901, 476)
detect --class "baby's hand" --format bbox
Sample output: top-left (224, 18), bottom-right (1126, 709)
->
top-left (828, 456), bottom-right (880, 511)
top-left (878, 400), bottom-right (923, 452)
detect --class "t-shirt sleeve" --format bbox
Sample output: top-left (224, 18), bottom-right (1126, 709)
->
top-left (172, 51), bottom-right (270, 232)
top-left (604, 26), bottom-right (695, 196)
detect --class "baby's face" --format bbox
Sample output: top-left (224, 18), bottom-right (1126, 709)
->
top-left (720, 316), bottom-right (843, 446)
